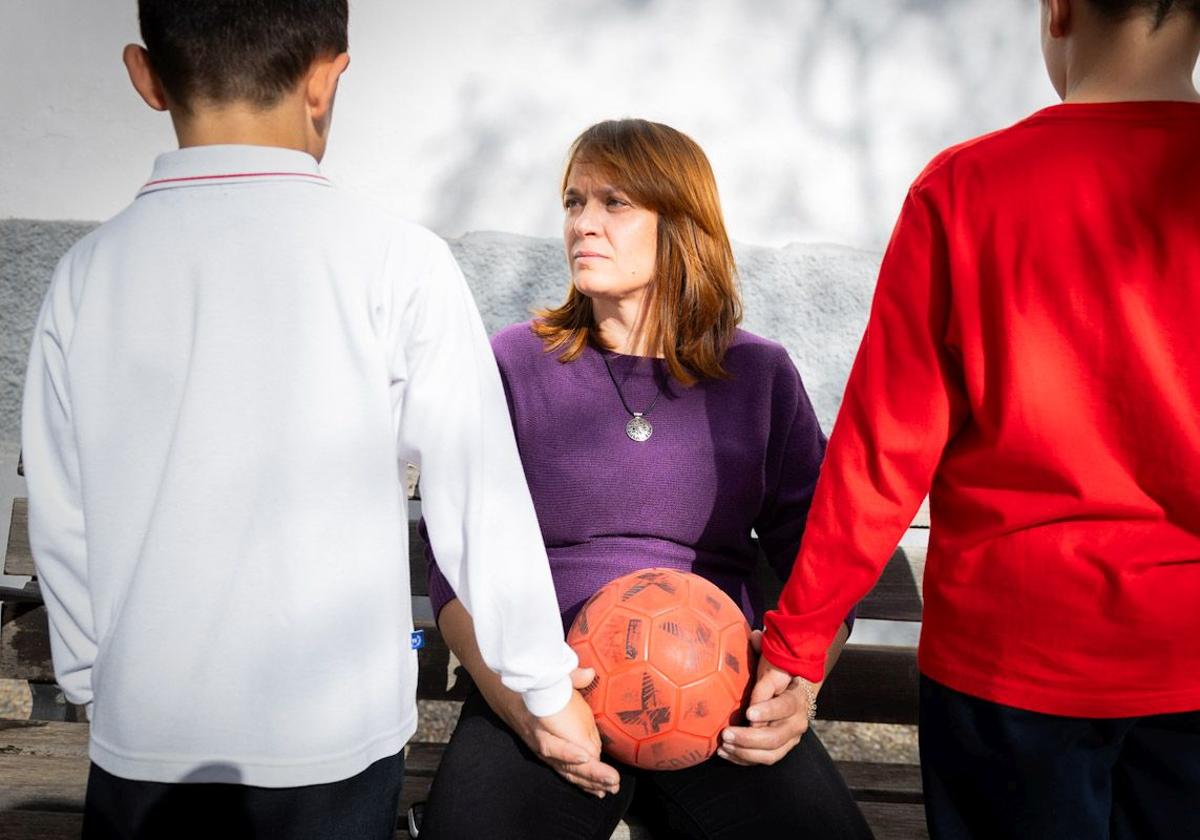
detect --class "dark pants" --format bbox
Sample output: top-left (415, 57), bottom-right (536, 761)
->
top-left (919, 675), bottom-right (1200, 840)
top-left (418, 690), bottom-right (873, 840)
top-left (82, 749), bottom-right (405, 840)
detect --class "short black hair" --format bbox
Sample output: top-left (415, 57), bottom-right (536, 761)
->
top-left (1088, 0), bottom-right (1200, 26)
top-left (138, 0), bottom-right (349, 112)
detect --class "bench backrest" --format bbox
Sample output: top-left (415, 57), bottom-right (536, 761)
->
top-left (2, 476), bottom-right (926, 725)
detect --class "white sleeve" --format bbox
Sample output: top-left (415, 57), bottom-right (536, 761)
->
top-left (21, 258), bottom-right (96, 710)
top-left (392, 238), bottom-right (575, 717)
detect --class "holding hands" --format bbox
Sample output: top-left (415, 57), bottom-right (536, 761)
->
top-left (717, 630), bottom-right (820, 766)
top-left (498, 667), bottom-right (621, 798)
top-left (434, 598), bottom-right (621, 797)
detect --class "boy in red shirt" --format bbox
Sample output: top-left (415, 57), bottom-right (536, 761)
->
top-left (735, 1), bottom-right (1200, 836)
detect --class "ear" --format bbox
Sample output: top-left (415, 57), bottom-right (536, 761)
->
top-left (305, 52), bottom-right (351, 127)
top-left (123, 44), bottom-right (169, 112)
top-left (1046, 0), bottom-right (1071, 39)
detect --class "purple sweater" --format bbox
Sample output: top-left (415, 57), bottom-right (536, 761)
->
top-left (427, 322), bottom-right (845, 631)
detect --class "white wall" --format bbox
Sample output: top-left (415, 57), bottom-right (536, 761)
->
top-left (1, 0), bottom-right (1066, 249)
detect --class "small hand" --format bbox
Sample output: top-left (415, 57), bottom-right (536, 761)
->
top-left (515, 667), bottom-right (621, 797)
top-left (717, 629), bottom-right (817, 766)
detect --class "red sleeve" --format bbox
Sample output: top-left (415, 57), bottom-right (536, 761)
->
top-left (761, 182), bottom-right (968, 680)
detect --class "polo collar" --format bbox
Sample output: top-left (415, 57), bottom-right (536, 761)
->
top-left (137, 144), bottom-right (330, 198)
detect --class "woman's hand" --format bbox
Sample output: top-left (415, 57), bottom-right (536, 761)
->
top-left (436, 599), bottom-right (620, 795)
top-left (717, 630), bottom-right (819, 766)
top-left (499, 667), bottom-right (622, 798)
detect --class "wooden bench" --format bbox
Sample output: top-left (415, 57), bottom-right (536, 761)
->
top-left (0, 463), bottom-right (929, 839)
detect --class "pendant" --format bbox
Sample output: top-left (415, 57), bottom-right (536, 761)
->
top-left (626, 414), bottom-right (653, 442)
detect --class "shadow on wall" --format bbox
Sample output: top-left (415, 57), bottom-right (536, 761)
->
top-left (417, 0), bottom-right (1046, 248)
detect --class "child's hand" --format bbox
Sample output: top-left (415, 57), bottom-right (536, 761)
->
top-left (519, 671), bottom-right (621, 797)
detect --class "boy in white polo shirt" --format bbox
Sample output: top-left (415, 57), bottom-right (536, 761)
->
top-left (20, 2), bottom-right (606, 837)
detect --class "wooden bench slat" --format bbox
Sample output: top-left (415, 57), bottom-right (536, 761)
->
top-left (7, 495), bottom-right (926, 621)
top-left (0, 617), bottom-right (469, 706)
top-left (0, 611), bottom-right (463, 704)
top-left (0, 719), bottom-right (89, 758)
top-left (0, 723), bottom-right (927, 805)
top-left (6, 498), bottom-right (33, 577)
top-left (861, 802), bottom-right (929, 840)
top-left (409, 540), bottom-right (926, 620)
top-left (389, 742), bottom-right (925, 807)
top-left (837, 760), bottom-right (924, 804)
top-left (413, 614), bottom-right (920, 725)
top-left (0, 810), bottom-right (82, 840)
top-left (5, 609), bottom-right (920, 726)
top-left (0, 581), bottom-right (42, 604)
top-left (819, 645), bottom-right (919, 726)
top-left (8, 502), bottom-right (427, 600)
top-left (413, 618), bottom-right (470, 703)
top-left (408, 521), bottom-right (427, 597)
top-left (1, 604), bottom-right (55, 684)
top-left (400, 740), bottom-right (445, 778)
top-left (6, 498), bottom-right (429, 592)
top-left (856, 545), bottom-right (924, 622)
top-left (0, 752), bottom-right (88, 813)
top-left (753, 544), bottom-right (924, 623)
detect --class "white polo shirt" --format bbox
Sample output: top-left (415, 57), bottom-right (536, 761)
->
top-left (21, 144), bottom-right (575, 787)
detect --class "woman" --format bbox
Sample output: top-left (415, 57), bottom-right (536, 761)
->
top-left (419, 119), bottom-right (871, 839)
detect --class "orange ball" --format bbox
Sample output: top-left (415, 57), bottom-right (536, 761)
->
top-left (567, 568), bottom-right (753, 770)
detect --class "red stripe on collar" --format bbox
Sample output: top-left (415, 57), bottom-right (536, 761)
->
top-left (142, 171), bottom-right (329, 188)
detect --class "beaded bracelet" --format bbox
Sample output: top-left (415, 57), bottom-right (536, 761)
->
top-left (792, 676), bottom-right (818, 722)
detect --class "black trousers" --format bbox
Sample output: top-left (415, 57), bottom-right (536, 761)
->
top-left (919, 675), bottom-right (1200, 840)
top-left (418, 690), bottom-right (873, 840)
top-left (82, 749), bottom-right (405, 840)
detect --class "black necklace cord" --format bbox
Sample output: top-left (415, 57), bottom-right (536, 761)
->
top-left (599, 350), bottom-right (664, 417)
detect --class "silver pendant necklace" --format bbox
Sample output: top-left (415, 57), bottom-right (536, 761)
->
top-left (599, 350), bottom-right (663, 443)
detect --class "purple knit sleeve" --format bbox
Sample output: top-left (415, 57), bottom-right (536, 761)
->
top-left (421, 517), bottom-right (459, 623)
top-left (753, 351), bottom-right (856, 633)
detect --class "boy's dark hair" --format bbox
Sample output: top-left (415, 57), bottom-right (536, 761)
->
top-left (1088, 0), bottom-right (1200, 26)
top-left (138, 0), bottom-right (349, 112)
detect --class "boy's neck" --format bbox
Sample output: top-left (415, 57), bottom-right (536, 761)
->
top-left (1064, 12), bottom-right (1200, 103)
top-left (170, 95), bottom-right (322, 159)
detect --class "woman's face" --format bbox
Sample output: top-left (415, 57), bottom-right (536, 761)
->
top-left (563, 163), bottom-right (659, 306)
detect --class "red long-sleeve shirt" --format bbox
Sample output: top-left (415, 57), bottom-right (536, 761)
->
top-left (763, 101), bottom-right (1200, 718)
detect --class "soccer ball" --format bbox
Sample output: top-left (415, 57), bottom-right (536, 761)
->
top-left (567, 568), bottom-right (753, 770)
